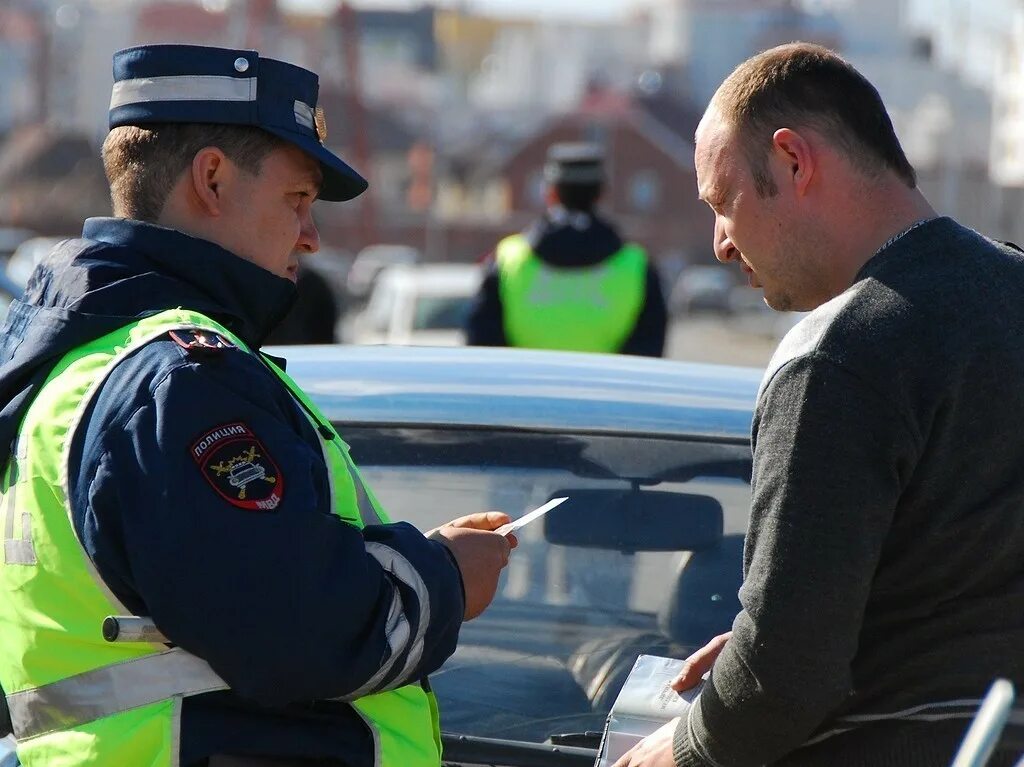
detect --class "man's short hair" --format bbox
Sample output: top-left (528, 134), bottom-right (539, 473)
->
top-left (713, 42), bottom-right (917, 197)
top-left (101, 123), bottom-right (287, 222)
top-left (554, 181), bottom-right (602, 212)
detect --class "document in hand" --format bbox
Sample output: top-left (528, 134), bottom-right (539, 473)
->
top-left (594, 654), bottom-right (704, 767)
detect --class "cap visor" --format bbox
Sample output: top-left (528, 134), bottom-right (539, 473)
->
top-left (264, 127), bottom-right (368, 202)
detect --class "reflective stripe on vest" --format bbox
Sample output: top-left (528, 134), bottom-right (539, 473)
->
top-left (0, 309), bottom-right (442, 767)
top-left (496, 234), bottom-right (648, 353)
top-left (7, 648), bottom-right (224, 740)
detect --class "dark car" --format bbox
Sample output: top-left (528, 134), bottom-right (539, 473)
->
top-left (282, 345), bottom-right (760, 764)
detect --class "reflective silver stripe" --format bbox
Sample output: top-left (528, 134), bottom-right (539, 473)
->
top-left (342, 543), bottom-right (431, 698)
top-left (294, 100), bottom-right (314, 130)
top-left (341, 568), bottom-right (410, 700)
top-left (4, 518), bottom-right (36, 564)
top-left (110, 75), bottom-right (257, 110)
top-left (7, 647), bottom-right (228, 740)
top-left (3, 439), bottom-right (34, 565)
top-left (350, 463), bottom-right (385, 527)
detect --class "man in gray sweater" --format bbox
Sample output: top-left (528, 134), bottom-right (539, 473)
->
top-left (614, 43), bottom-right (1024, 767)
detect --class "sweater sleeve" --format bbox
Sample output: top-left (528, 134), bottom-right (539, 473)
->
top-left (673, 352), bottom-right (918, 766)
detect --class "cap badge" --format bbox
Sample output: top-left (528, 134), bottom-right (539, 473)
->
top-left (314, 106), bottom-right (328, 143)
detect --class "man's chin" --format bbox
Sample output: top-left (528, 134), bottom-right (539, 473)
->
top-left (763, 291), bottom-right (794, 312)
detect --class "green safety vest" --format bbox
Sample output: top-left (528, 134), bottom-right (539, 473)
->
top-left (0, 309), bottom-right (442, 767)
top-left (496, 234), bottom-right (648, 353)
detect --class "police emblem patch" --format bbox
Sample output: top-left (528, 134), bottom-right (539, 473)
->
top-left (169, 329), bottom-right (235, 356)
top-left (191, 423), bottom-right (284, 511)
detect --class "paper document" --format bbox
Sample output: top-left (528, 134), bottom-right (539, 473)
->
top-left (595, 654), bottom-right (704, 767)
top-left (495, 496), bottom-right (567, 537)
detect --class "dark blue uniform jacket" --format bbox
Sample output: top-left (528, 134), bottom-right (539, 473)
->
top-left (0, 218), bottom-right (465, 766)
top-left (465, 211), bottom-right (668, 356)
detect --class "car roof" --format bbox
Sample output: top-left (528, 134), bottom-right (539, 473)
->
top-left (274, 345), bottom-right (761, 440)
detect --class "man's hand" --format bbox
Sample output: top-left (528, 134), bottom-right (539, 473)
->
top-left (611, 718), bottom-right (679, 767)
top-left (427, 512), bottom-right (517, 620)
top-left (671, 631), bottom-right (731, 691)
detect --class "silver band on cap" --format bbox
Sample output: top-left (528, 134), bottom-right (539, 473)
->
top-left (294, 100), bottom-right (315, 131)
top-left (543, 162), bottom-right (605, 185)
top-left (110, 74), bottom-right (257, 110)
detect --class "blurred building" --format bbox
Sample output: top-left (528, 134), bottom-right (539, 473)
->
top-left (439, 82), bottom-right (711, 262)
top-left (991, 9), bottom-right (1024, 189)
top-left (639, 0), bottom-right (842, 109)
top-left (0, 6), bottom-right (45, 135)
top-left (0, 127), bottom-right (111, 235)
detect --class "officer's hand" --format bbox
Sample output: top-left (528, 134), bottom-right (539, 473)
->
top-left (671, 631), bottom-right (731, 691)
top-left (430, 512), bottom-right (519, 544)
top-left (428, 512), bottom-right (516, 620)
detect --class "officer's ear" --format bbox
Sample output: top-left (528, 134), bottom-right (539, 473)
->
top-left (188, 146), bottom-right (231, 217)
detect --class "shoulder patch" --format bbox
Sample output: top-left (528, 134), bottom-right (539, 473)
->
top-left (191, 422), bottom-right (284, 511)
top-left (169, 329), bottom-right (235, 356)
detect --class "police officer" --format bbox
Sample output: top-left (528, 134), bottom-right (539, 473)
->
top-left (466, 142), bottom-right (668, 356)
top-left (0, 45), bottom-right (512, 767)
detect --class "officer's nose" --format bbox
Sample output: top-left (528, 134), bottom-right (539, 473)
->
top-left (297, 209), bottom-right (320, 255)
top-left (713, 219), bottom-right (739, 264)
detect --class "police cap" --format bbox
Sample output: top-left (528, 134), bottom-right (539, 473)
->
top-left (108, 44), bottom-right (367, 202)
top-left (543, 142), bottom-right (605, 185)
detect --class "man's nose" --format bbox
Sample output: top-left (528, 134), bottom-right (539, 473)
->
top-left (714, 222), bottom-right (739, 264)
top-left (297, 211), bottom-right (320, 255)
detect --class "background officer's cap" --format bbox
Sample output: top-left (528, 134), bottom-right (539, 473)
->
top-left (543, 142), bottom-right (605, 185)
top-left (109, 44), bottom-right (367, 202)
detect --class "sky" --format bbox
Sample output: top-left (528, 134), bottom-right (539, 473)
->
top-left (278, 0), bottom-right (634, 22)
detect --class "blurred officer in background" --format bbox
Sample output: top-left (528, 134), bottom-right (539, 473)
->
top-left (0, 44), bottom-right (513, 767)
top-left (466, 142), bottom-right (668, 356)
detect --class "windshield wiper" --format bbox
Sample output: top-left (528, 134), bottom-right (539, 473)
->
top-left (442, 732), bottom-right (597, 767)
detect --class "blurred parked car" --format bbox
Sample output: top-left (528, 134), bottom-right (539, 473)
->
top-left (669, 265), bottom-right (734, 315)
top-left (345, 243), bottom-right (420, 300)
top-left (344, 263), bottom-right (481, 346)
top-left (305, 246), bottom-right (354, 304)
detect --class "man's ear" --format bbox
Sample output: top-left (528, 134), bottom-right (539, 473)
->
top-left (188, 146), bottom-right (229, 216)
top-left (771, 128), bottom-right (815, 198)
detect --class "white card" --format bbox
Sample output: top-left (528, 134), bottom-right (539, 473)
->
top-left (495, 496), bottom-right (568, 537)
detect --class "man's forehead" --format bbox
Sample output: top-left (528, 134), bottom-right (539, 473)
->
top-left (695, 106), bottom-right (729, 157)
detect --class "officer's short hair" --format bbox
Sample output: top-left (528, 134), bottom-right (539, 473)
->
top-left (712, 42), bottom-right (916, 197)
top-left (101, 123), bottom-right (286, 222)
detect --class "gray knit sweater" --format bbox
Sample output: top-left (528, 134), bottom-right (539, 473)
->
top-left (673, 217), bottom-right (1024, 766)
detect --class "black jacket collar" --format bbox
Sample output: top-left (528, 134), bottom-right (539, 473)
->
top-left (80, 217), bottom-right (296, 346)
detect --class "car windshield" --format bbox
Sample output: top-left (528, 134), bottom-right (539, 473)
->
top-left (341, 424), bottom-right (752, 746)
top-left (413, 294), bottom-right (474, 330)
